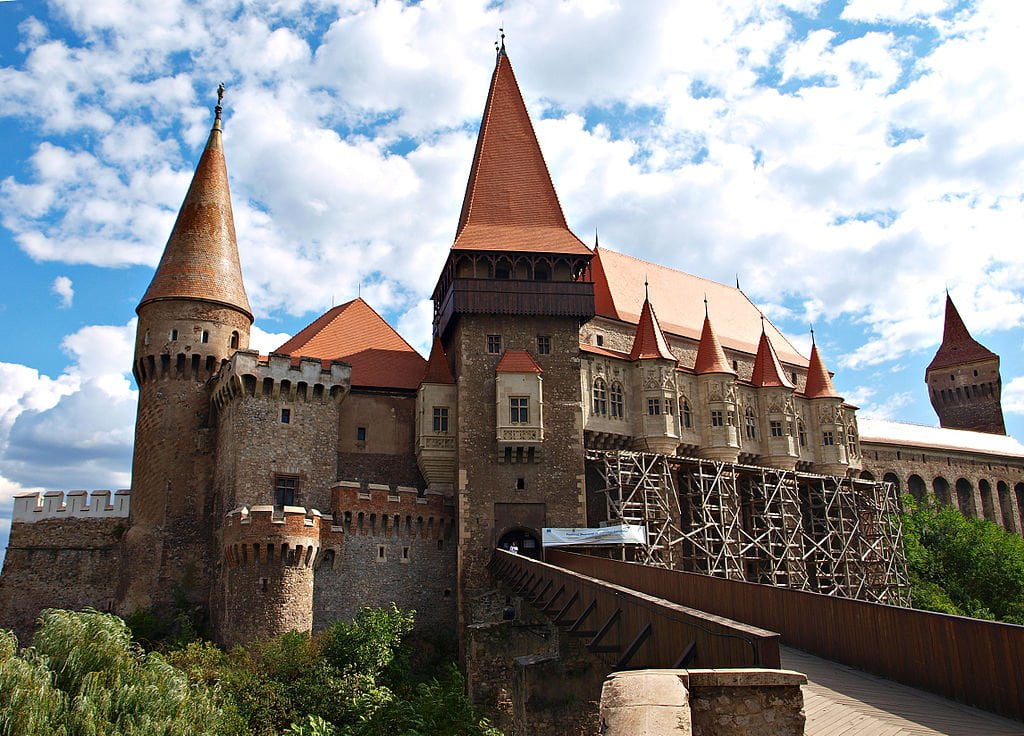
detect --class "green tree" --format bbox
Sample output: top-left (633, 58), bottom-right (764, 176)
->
top-left (902, 496), bottom-right (1024, 623)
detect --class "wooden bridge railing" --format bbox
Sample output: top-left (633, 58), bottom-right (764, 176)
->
top-left (489, 549), bottom-right (780, 670)
top-left (549, 549), bottom-right (1024, 721)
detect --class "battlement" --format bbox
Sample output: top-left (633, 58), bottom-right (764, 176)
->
top-left (12, 489), bottom-right (130, 523)
top-left (329, 481), bottom-right (455, 539)
top-left (212, 350), bottom-right (351, 410)
top-left (222, 505), bottom-right (322, 568)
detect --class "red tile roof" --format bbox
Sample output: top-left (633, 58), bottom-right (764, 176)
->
top-left (592, 247), bottom-right (806, 366)
top-left (629, 297), bottom-right (675, 361)
top-left (495, 350), bottom-right (543, 373)
top-left (694, 314), bottom-right (735, 375)
top-left (423, 337), bottom-right (455, 384)
top-left (927, 293), bottom-right (998, 371)
top-left (803, 342), bottom-right (841, 399)
top-left (140, 117), bottom-right (252, 320)
top-left (751, 329), bottom-right (795, 388)
top-left (580, 343), bottom-right (631, 360)
top-left (453, 51), bottom-right (590, 256)
top-left (275, 298), bottom-right (425, 390)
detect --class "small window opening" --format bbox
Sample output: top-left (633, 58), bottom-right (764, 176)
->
top-left (516, 477), bottom-right (525, 490)
top-left (443, 588), bottom-right (452, 597)
top-left (274, 475), bottom-right (298, 507)
top-left (377, 545), bottom-right (386, 559)
top-left (487, 334), bottom-right (502, 354)
top-left (732, 359), bottom-right (738, 371)
top-left (281, 408), bottom-right (290, 423)
top-left (260, 578), bottom-right (268, 593)
top-left (356, 426), bottom-right (367, 442)
top-left (230, 331), bottom-right (239, 349)
top-left (537, 335), bottom-right (551, 354)
top-left (437, 539), bottom-right (444, 550)
top-left (201, 330), bottom-right (209, 344)
top-left (144, 330), bottom-right (150, 346)
top-left (595, 334), bottom-right (604, 346)
top-left (402, 546), bottom-right (410, 560)
top-left (169, 329), bottom-right (178, 341)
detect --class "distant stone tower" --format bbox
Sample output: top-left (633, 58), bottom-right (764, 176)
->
top-left (119, 93), bottom-right (253, 615)
top-left (926, 294), bottom-right (1005, 435)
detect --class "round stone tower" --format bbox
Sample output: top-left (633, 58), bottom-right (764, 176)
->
top-left (220, 506), bottom-right (321, 647)
top-left (118, 93), bottom-right (253, 615)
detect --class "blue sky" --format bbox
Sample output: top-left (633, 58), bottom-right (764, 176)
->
top-left (0, 0), bottom-right (1022, 565)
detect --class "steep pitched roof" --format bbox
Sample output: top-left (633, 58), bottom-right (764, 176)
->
top-left (927, 293), bottom-right (998, 371)
top-left (139, 111), bottom-right (252, 320)
top-left (453, 50), bottom-right (590, 256)
top-left (694, 314), bottom-right (735, 375)
top-left (629, 297), bottom-right (675, 361)
top-left (422, 337), bottom-right (455, 384)
top-left (275, 298), bottom-right (425, 390)
top-left (751, 329), bottom-right (795, 389)
top-left (495, 350), bottom-right (543, 373)
top-left (803, 341), bottom-right (841, 399)
top-left (592, 247), bottom-right (806, 366)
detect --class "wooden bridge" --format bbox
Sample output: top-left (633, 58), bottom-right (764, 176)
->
top-left (490, 548), bottom-right (1024, 733)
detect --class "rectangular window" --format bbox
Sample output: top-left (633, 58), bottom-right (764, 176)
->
top-left (711, 410), bottom-right (723, 427)
top-left (610, 383), bottom-right (623, 418)
top-left (487, 334), bottom-right (502, 354)
top-left (770, 420), bottom-right (783, 437)
top-left (537, 335), bottom-right (551, 355)
top-left (356, 426), bottom-right (366, 442)
top-left (823, 431), bottom-right (835, 446)
top-left (281, 408), bottom-right (291, 424)
top-left (647, 398), bottom-right (661, 415)
top-left (665, 398), bottom-right (675, 416)
top-left (432, 406), bottom-right (449, 434)
top-left (682, 401), bottom-right (692, 428)
top-left (274, 475), bottom-right (298, 507)
top-left (595, 334), bottom-right (604, 346)
top-left (510, 397), bottom-right (529, 424)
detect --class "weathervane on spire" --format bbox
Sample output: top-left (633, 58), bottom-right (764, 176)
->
top-left (703, 293), bottom-right (709, 318)
top-left (495, 27), bottom-right (506, 56)
top-left (215, 82), bottom-right (225, 121)
top-left (760, 313), bottom-right (766, 333)
top-left (644, 275), bottom-right (649, 302)
top-left (810, 325), bottom-right (816, 345)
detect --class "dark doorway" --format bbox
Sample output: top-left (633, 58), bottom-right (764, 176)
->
top-left (498, 528), bottom-right (542, 559)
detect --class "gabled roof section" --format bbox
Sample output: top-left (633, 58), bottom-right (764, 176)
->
top-left (803, 341), bottom-right (841, 399)
top-left (140, 108), bottom-right (252, 320)
top-left (629, 296), bottom-right (675, 361)
top-left (751, 329), bottom-right (795, 389)
top-left (423, 337), bottom-right (455, 385)
top-left (592, 247), bottom-right (806, 366)
top-left (453, 50), bottom-right (590, 256)
top-left (275, 298), bottom-right (425, 390)
top-left (927, 293), bottom-right (998, 371)
top-left (496, 350), bottom-right (543, 373)
top-left (694, 314), bottom-right (735, 375)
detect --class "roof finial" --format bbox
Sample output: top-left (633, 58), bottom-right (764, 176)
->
top-left (495, 27), bottom-right (506, 57)
top-left (594, 227), bottom-right (599, 250)
top-left (215, 82), bottom-right (225, 123)
top-left (810, 325), bottom-right (816, 345)
top-left (703, 293), bottom-right (709, 318)
top-left (760, 313), bottom-right (766, 334)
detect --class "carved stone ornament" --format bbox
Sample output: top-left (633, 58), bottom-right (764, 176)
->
top-left (643, 370), bottom-right (660, 389)
top-left (708, 382), bottom-right (724, 401)
top-left (768, 396), bottom-right (784, 414)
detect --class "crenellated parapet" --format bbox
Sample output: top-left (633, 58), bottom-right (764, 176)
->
top-left (222, 505), bottom-right (322, 568)
top-left (212, 350), bottom-right (351, 411)
top-left (13, 489), bottom-right (130, 522)
top-left (329, 481), bottom-right (455, 540)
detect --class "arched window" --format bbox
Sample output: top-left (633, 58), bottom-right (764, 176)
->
top-left (883, 472), bottom-right (900, 493)
top-left (609, 382), bottom-right (624, 419)
top-left (955, 478), bottom-right (975, 517)
top-left (744, 406), bottom-right (756, 440)
top-left (979, 479), bottom-right (996, 522)
top-left (681, 399), bottom-right (692, 429)
top-left (230, 331), bottom-right (239, 349)
top-left (908, 475), bottom-right (926, 503)
top-left (846, 423), bottom-right (858, 457)
top-left (933, 476), bottom-right (951, 505)
top-left (592, 378), bottom-right (608, 416)
top-left (201, 330), bottom-right (209, 344)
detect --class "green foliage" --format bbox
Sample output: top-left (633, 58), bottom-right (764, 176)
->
top-left (0, 609), bottom-right (240, 736)
top-left (902, 496), bottom-right (1024, 623)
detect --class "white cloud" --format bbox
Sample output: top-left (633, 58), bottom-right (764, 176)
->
top-left (51, 275), bottom-right (73, 308)
top-left (249, 324), bottom-right (293, 355)
top-left (1004, 376), bottom-right (1024, 416)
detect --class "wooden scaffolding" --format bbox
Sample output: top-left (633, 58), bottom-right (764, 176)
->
top-left (588, 450), bottom-right (910, 606)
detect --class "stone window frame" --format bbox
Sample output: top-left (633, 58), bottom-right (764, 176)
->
top-left (281, 408), bottom-right (291, 424)
top-left (274, 474), bottom-right (299, 507)
top-left (230, 331), bottom-right (240, 349)
top-left (798, 420), bottom-right (807, 447)
top-left (432, 406), bottom-right (450, 434)
top-left (744, 406), bottom-right (757, 440)
top-left (593, 377), bottom-right (608, 416)
top-left (537, 335), bottom-right (551, 355)
top-left (201, 330), bottom-right (209, 344)
top-left (681, 399), bottom-right (692, 428)
top-left (487, 334), bottom-right (502, 354)
top-left (769, 420), bottom-right (783, 437)
top-left (823, 431), bottom-right (835, 447)
top-left (510, 396), bottom-right (529, 424)
top-left (665, 397), bottom-right (675, 416)
top-left (647, 398), bottom-right (661, 416)
top-left (609, 381), bottom-right (624, 419)
top-left (711, 410), bottom-right (724, 427)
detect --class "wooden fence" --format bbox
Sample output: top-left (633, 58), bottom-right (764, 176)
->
top-left (550, 549), bottom-right (1024, 721)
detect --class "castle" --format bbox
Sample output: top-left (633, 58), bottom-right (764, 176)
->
top-left (1, 46), bottom-right (1023, 674)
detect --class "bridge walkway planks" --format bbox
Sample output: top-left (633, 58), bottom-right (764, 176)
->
top-left (783, 646), bottom-right (1024, 736)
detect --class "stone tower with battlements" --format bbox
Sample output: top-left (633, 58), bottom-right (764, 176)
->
top-left (926, 293), bottom-right (1006, 435)
top-left (119, 97), bottom-right (254, 616)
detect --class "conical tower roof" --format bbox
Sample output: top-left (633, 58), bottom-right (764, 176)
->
top-left (423, 336), bottom-right (455, 384)
top-left (927, 293), bottom-right (997, 371)
top-left (139, 100), bottom-right (252, 320)
top-left (804, 339), bottom-right (841, 399)
top-left (629, 295), bottom-right (675, 361)
top-left (751, 327), bottom-right (795, 388)
top-left (452, 47), bottom-right (589, 255)
top-left (694, 312), bottom-right (735, 375)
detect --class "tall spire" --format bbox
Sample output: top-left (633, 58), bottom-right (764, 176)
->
top-left (751, 328), bottom-right (795, 388)
top-left (453, 47), bottom-right (589, 254)
top-left (139, 86), bottom-right (253, 320)
top-left (629, 295), bottom-right (674, 361)
top-left (423, 336), bottom-right (455, 384)
top-left (927, 293), bottom-right (997, 371)
top-left (694, 310), bottom-right (734, 375)
top-left (804, 340), bottom-right (840, 399)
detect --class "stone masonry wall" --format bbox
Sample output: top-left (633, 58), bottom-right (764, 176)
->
top-left (0, 517), bottom-right (124, 644)
top-left (337, 391), bottom-right (423, 489)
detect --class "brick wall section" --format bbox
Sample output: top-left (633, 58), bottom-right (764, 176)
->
top-left (686, 670), bottom-right (806, 736)
top-left (0, 518), bottom-right (123, 644)
top-left (313, 485), bottom-right (456, 634)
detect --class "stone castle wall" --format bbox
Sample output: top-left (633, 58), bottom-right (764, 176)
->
top-left (337, 391), bottom-right (424, 489)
